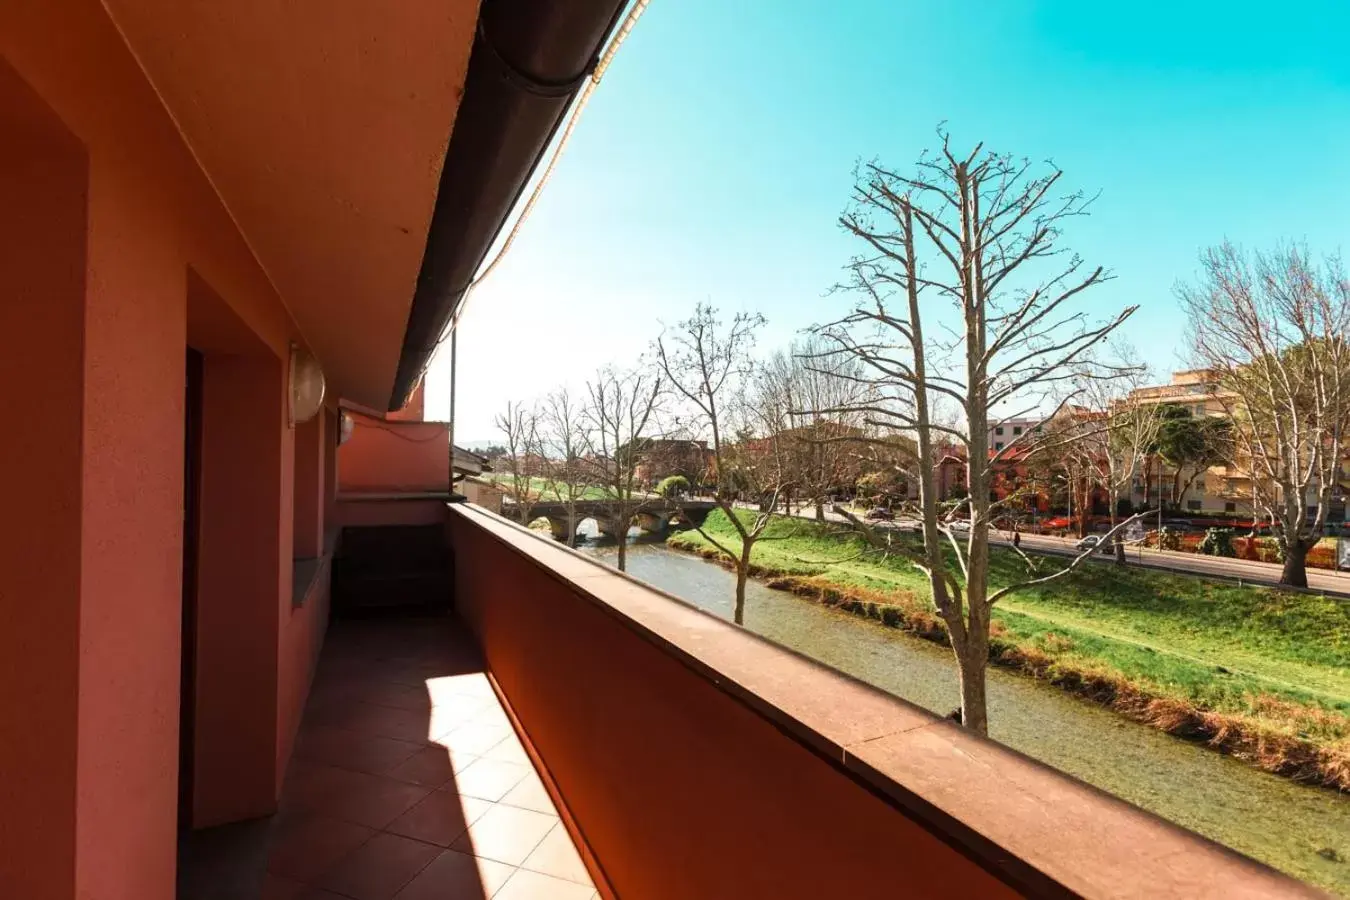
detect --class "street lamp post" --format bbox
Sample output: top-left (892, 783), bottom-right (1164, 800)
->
top-left (1157, 457), bottom-right (1164, 552)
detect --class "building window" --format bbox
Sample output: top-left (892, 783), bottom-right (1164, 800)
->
top-left (1013, 426), bottom-right (1023, 435)
top-left (995, 427), bottom-right (1005, 436)
top-left (1187, 500), bottom-right (1202, 511)
top-left (995, 442), bottom-right (1004, 451)
top-left (1224, 502), bottom-right (1236, 513)
top-left (1034, 425), bottom-right (1042, 433)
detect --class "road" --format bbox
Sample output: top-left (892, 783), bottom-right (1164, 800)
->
top-left (737, 501), bottom-right (1350, 597)
top-left (990, 529), bottom-right (1350, 596)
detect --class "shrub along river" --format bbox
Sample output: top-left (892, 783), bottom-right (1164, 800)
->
top-left (577, 536), bottom-right (1350, 894)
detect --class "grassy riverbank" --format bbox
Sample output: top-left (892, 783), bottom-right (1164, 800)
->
top-left (668, 510), bottom-right (1350, 789)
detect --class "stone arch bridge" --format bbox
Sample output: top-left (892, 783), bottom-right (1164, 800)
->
top-left (504, 499), bottom-right (717, 543)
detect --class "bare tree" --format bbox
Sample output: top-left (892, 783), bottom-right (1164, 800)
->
top-left (815, 132), bottom-right (1138, 734)
top-left (539, 386), bottom-right (593, 548)
top-left (655, 303), bottom-right (788, 625)
top-left (1178, 243), bottom-right (1350, 587)
top-left (1033, 360), bottom-right (1163, 562)
top-left (583, 365), bottom-right (663, 571)
top-left (760, 336), bottom-right (874, 521)
top-left (494, 400), bottom-right (541, 524)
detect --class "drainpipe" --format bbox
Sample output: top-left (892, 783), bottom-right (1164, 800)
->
top-left (389, 0), bottom-right (632, 410)
top-left (447, 326), bottom-right (461, 499)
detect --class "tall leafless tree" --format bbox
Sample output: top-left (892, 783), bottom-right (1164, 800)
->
top-left (760, 335), bottom-right (873, 521)
top-left (583, 365), bottom-right (663, 571)
top-left (655, 303), bottom-right (788, 625)
top-left (1037, 361), bottom-right (1163, 563)
top-left (815, 131), bottom-right (1139, 734)
top-left (539, 386), bottom-right (593, 548)
top-left (494, 400), bottom-right (541, 524)
top-left (1178, 243), bottom-right (1350, 587)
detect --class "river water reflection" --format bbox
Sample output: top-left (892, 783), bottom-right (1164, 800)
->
top-left (578, 537), bottom-right (1350, 894)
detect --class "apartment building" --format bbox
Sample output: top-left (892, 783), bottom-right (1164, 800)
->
top-left (988, 417), bottom-right (1042, 453)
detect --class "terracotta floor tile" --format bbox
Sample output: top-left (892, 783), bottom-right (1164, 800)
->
top-left (260, 873), bottom-right (306, 900)
top-left (385, 791), bottom-right (492, 847)
top-left (291, 769), bottom-right (433, 829)
top-left (295, 724), bottom-right (424, 775)
top-left (429, 702), bottom-right (488, 740)
top-left (436, 722), bottom-right (513, 756)
top-left (454, 758), bottom-right (531, 802)
top-left (451, 804), bottom-right (556, 867)
top-left (358, 683), bottom-right (432, 712)
top-left (384, 745), bottom-right (458, 788)
top-left (425, 673), bottom-right (494, 704)
top-left (498, 776), bottom-right (557, 815)
top-left (342, 704), bottom-right (439, 744)
top-left (481, 736), bottom-right (531, 766)
top-left (494, 869), bottom-right (597, 900)
top-left (520, 824), bottom-right (592, 886)
top-left (266, 813), bottom-right (376, 882)
top-left (282, 761), bottom-right (366, 811)
top-left (315, 832), bottom-right (442, 900)
top-left (469, 705), bottom-right (513, 729)
top-left (428, 691), bottom-right (492, 722)
top-left (392, 849), bottom-right (515, 900)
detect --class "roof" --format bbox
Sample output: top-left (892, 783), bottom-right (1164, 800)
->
top-left (453, 445), bottom-right (491, 476)
top-left (389, 0), bottom-right (632, 409)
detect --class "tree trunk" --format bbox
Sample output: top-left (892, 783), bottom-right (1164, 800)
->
top-left (814, 500), bottom-right (825, 522)
top-left (734, 543), bottom-right (752, 625)
top-left (1281, 540), bottom-right (1310, 588)
top-left (734, 569), bottom-right (748, 625)
top-left (1077, 487), bottom-right (1090, 538)
top-left (1114, 536), bottom-right (1126, 565)
top-left (956, 640), bottom-right (989, 735)
top-left (616, 533), bottom-right (627, 572)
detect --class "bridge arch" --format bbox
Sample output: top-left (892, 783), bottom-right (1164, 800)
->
top-left (507, 499), bottom-right (717, 538)
top-left (634, 512), bottom-right (671, 534)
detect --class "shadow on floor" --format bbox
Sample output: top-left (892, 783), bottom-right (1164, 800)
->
top-left (258, 615), bottom-right (597, 900)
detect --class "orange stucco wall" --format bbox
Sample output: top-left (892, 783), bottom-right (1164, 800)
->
top-left (447, 509), bottom-right (1018, 900)
top-left (0, 7), bottom-right (335, 897)
top-left (294, 413), bottom-right (328, 558)
top-left (277, 561), bottom-right (332, 794)
top-left (338, 411), bottom-right (450, 493)
top-left (388, 382), bottom-right (428, 421)
top-left (0, 59), bottom-right (89, 900)
top-left (193, 354), bottom-right (290, 826)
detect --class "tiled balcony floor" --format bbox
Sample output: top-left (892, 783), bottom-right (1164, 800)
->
top-left (263, 617), bottom-right (598, 900)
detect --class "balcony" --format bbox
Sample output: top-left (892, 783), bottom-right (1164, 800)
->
top-left (257, 500), bottom-right (1311, 899)
top-left (266, 616), bottom-right (597, 899)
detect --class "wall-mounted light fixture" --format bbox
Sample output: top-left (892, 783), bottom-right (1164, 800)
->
top-left (289, 343), bottom-right (326, 427)
top-left (338, 410), bottom-right (355, 446)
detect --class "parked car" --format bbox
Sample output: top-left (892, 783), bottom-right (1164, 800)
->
top-left (948, 519), bottom-right (971, 532)
top-left (865, 507), bottom-right (894, 521)
top-left (1074, 535), bottom-right (1102, 552)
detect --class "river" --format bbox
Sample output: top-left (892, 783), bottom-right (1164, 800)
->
top-left (578, 536), bottom-right (1350, 894)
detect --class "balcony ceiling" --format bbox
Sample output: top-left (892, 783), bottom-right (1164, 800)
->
top-left (103, 0), bottom-right (480, 410)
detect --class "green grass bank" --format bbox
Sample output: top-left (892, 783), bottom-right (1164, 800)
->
top-left (668, 510), bottom-right (1350, 789)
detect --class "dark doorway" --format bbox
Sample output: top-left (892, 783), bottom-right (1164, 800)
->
top-left (180, 348), bottom-right (204, 828)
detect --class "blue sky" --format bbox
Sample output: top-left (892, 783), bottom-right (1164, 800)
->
top-left (427, 0), bottom-right (1350, 443)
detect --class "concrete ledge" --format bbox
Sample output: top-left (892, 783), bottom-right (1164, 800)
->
top-left (447, 502), bottom-right (1315, 899)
